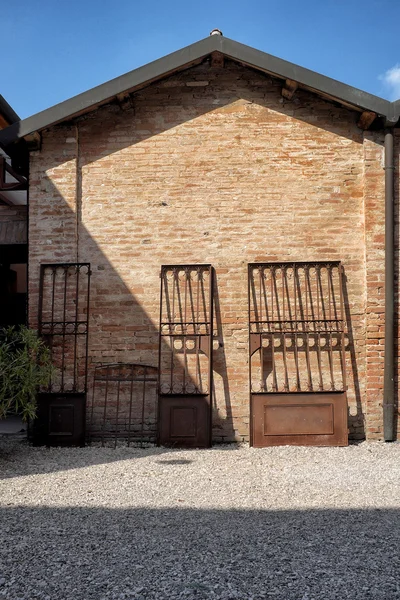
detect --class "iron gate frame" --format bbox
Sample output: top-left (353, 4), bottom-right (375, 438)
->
top-left (248, 261), bottom-right (347, 446)
top-left (89, 363), bottom-right (158, 447)
top-left (34, 262), bottom-right (91, 446)
top-left (38, 262), bottom-right (91, 394)
top-left (158, 264), bottom-right (214, 446)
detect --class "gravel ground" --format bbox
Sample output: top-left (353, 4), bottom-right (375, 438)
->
top-left (1, 441), bottom-right (400, 600)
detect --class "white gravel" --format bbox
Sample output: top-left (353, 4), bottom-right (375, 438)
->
top-left (1, 441), bottom-right (400, 599)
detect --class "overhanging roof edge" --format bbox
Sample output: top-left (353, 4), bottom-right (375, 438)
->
top-left (0, 95), bottom-right (20, 125)
top-left (221, 38), bottom-right (391, 116)
top-left (0, 35), bottom-right (222, 147)
top-left (0, 34), bottom-right (396, 148)
top-left (392, 99), bottom-right (400, 120)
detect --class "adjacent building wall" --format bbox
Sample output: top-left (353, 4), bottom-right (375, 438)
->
top-left (0, 205), bottom-right (27, 244)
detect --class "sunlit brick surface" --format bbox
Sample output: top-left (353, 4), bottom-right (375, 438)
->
top-left (28, 60), bottom-right (391, 441)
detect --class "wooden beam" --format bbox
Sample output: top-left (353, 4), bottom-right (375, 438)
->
top-left (4, 160), bottom-right (27, 185)
top-left (0, 115), bottom-right (9, 129)
top-left (0, 157), bottom-right (27, 191)
top-left (281, 79), bottom-right (298, 100)
top-left (24, 131), bottom-right (41, 151)
top-left (357, 110), bottom-right (376, 130)
top-left (117, 92), bottom-right (134, 111)
top-left (211, 51), bottom-right (224, 68)
top-left (0, 191), bottom-right (14, 206)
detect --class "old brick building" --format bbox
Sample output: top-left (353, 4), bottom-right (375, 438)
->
top-left (0, 32), bottom-right (399, 446)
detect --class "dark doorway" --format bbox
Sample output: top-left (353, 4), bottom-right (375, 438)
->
top-left (0, 244), bottom-right (27, 327)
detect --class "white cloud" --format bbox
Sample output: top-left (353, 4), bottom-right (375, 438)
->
top-left (379, 64), bottom-right (400, 100)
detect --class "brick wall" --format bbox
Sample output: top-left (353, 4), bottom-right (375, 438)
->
top-left (363, 133), bottom-right (386, 438)
top-left (29, 59), bottom-right (387, 441)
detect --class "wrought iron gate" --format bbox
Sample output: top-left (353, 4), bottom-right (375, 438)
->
top-left (34, 263), bottom-right (91, 446)
top-left (248, 261), bottom-right (348, 446)
top-left (158, 264), bottom-right (214, 447)
top-left (89, 363), bottom-right (158, 446)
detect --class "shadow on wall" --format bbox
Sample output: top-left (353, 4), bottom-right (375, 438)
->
top-left (342, 270), bottom-right (365, 439)
top-left (0, 506), bottom-right (399, 599)
top-left (29, 157), bottom-right (238, 444)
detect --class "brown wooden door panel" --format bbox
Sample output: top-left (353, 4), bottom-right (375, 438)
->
top-left (159, 396), bottom-right (210, 448)
top-left (251, 393), bottom-right (348, 447)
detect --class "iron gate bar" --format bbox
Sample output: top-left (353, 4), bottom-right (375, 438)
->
top-left (38, 263), bottom-right (91, 394)
top-left (90, 363), bottom-right (158, 447)
top-left (248, 261), bottom-right (346, 396)
top-left (158, 264), bottom-right (214, 396)
top-left (338, 263), bottom-right (347, 391)
top-left (158, 264), bottom-right (214, 447)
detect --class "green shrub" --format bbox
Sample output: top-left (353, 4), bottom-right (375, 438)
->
top-left (0, 326), bottom-right (53, 421)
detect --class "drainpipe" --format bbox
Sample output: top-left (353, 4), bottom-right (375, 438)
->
top-left (383, 127), bottom-right (395, 441)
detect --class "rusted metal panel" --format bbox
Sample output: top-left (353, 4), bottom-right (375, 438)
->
top-left (89, 363), bottom-right (158, 447)
top-left (248, 262), bottom-right (348, 447)
top-left (251, 393), bottom-right (348, 447)
top-left (159, 395), bottom-right (210, 448)
top-left (33, 393), bottom-right (86, 447)
top-left (158, 265), bottom-right (214, 447)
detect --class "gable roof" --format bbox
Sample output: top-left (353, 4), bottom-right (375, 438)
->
top-left (0, 35), bottom-right (397, 150)
top-left (0, 95), bottom-right (20, 129)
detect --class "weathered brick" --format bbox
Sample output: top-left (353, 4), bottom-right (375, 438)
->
top-left (27, 60), bottom-right (394, 442)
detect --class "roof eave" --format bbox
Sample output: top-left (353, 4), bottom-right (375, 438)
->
top-left (391, 99), bottom-right (400, 121)
top-left (0, 95), bottom-right (20, 126)
top-left (0, 35), bottom-right (222, 148)
top-left (0, 35), bottom-right (396, 148)
top-left (221, 38), bottom-right (391, 117)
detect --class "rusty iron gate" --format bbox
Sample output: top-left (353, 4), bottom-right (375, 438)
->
top-left (248, 261), bottom-right (348, 447)
top-left (89, 363), bottom-right (158, 446)
top-left (34, 263), bottom-right (91, 446)
top-left (158, 264), bottom-right (214, 447)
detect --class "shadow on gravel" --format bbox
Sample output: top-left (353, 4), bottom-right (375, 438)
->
top-left (156, 459), bottom-right (194, 465)
top-left (0, 506), bottom-right (399, 600)
top-left (0, 442), bottom-right (242, 480)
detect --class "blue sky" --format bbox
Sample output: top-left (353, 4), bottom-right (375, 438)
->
top-left (3, 0), bottom-right (400, 119)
